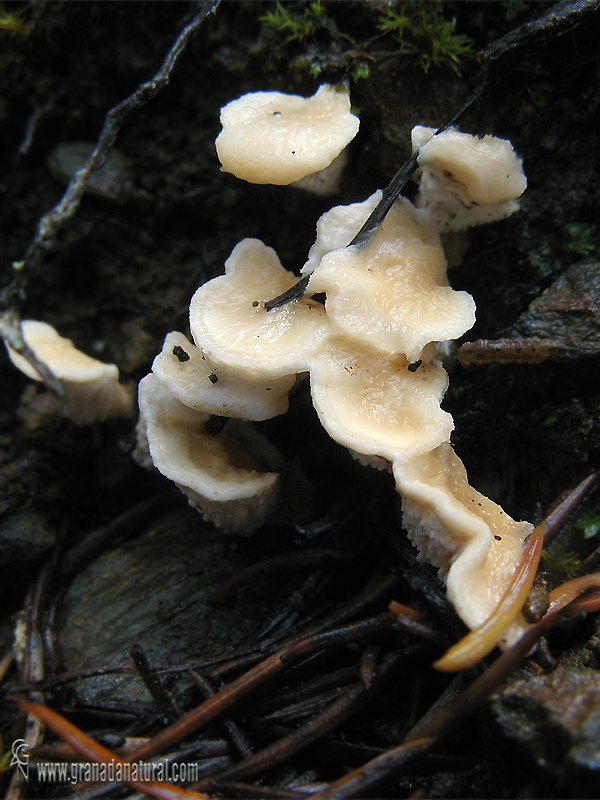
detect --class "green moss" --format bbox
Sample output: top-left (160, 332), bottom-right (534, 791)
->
top-left (259, 1), bottom-right (327, 42)
top-left (0, 3), bottom-right (32, 35)
top-left (376, 3), bottom-right (473, 76)
top-left (351, 63), bottom-right (370, 82)
top-left (541, 544), bottom-right (582, 581)
top-left (576, 510), bottom-right (600, 540)
top-left (565, 223), bottom-right (598, 258)
top-left (258, 1), bottom-right (472, 80)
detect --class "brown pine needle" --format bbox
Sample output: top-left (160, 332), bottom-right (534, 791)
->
top-left (548, 572), bottom-right (600, 611)
top-left (434, 523), bottom-right (544, 671)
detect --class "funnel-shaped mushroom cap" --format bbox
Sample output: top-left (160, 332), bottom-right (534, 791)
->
top-left (138, 374), bottom-right (279, 534)
top-left (308, 199), bottom-right (476, 363)
top-left (6, 320), bottom-right (132, 423)
top-left (412, 126), bottom-right (527, 230)
top-left (152, 331), bottom-right (295, 421)
top-left (215, 84), bottom-right (360, 185)
top-left (190, 238), bottom-right (329, 379)
top-left (394, 443), bottom-right (533, 633)
top-left (311, 338), bottom-right (453, 464)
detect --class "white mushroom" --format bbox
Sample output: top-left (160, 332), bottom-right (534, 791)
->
top-left (215, 84), bottom-right (359, 185)
top-left (307, 198), bottom-right (476, 362)
top-left (5, 320), bottom-right (132, 424)
top-left (411, 125), bottom-right (527, 230)
top-left (189, 238), bottom-right (329, 379)
top-left (394, 443), bottom-right (533, 637)
top-left (310, 337), bottom-right (453, 465)
top-left (152, 331), bottom-right (295, 421)
top-left (138, 373), bottom-right (280, 534)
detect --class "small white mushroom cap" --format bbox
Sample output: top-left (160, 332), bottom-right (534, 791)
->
top-left (138, 373), bottom-right (280, 534)
top-left (307, 199), bottom-right (476, 363)
top-left (394, 443), bottom-right (533, 634)
top-left (412, 126), bottom-right (527, 230)
top-left (311, 338), bottom-right (453, 464)
top-left (215, 84), bottom-right (360, 185)
top-left (152, 331), bottom-right (295, 421)
top-left (6, 320), bottom-right (132, 424)
top-left (301, 191), bottom-right (382, 276)
top-left (189, 238), bottom-right (329, 379)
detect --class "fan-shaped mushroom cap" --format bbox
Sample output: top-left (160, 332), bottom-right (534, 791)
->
top-left (152, 331), bottom-right (295, 421)
top-left (311, 338), bottom-right (453, 464)
top-left (394, 443), bottom-right (533, 633)
top-left (138, 374), bottom-right (280, 534)
top-left (6, 320), bottom-right (132, 423)
top-left (189, 238), bottom-right (329, 379)
top-left (215, 84), bottom-right (359, 185)
top-left (412, 126), bottom-right (527, 230)
top-left (307, 199), bottom-right (476, 363)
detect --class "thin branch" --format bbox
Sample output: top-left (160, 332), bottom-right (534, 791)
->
top-left (0, 1), bottom-right (220, 390)
top-left (130, 644), bottom-right (182, 723)
top-left (122, 613), bottom-right (397, 764)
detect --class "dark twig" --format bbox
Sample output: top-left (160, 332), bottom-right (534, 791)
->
top-left (209, 571), bottom-right (401, 679)
top-left (194, 649), bottom-right (403, 792)
top-left (542, 471), bottom-right (599, 546)
top-left (480, 0), bottom-right (600, 74)
top-left (0, 1), bottom-right (220, 388)
top-left (17, 99), bottom-right (55, 158)
top-left (248, 665), bottom-right (358, 719)
top-left (129, 644), bottom-right (182, 723)
top-left (257, 685), bottom-right (351, 725)
top-left (576, 545), bottom-right (600, 577)
top-left (122, 613), bottom-right (397, 764)
top-left (188, 669), bottom-right (253, 760)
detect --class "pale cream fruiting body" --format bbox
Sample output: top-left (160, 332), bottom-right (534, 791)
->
top-left (307, 198), bottom-right (476, 363)
top-left (412, 125), bottom-right (527, 231)
top-left (394, 444), bottom-right (533, 638)
top-left (6, 320), bottom-right (132, 424)
top-left (310, 338), bottom-right (453, 464)
top-left (215, 84), bottom-right (360, 185)
top-left (153, 331), bottom-right (295, 421)
top-left (189, 239), bottom-right (329, 379)
top-left (139, 112), bottom-right (530, 640)
top-left (138, 374), bottom-right (280, 534)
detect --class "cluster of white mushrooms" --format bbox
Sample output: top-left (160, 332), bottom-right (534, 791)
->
top-left (5, 83), bottom-right (532, 645)
top-left (136, 84), bottom-right (532, 642)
